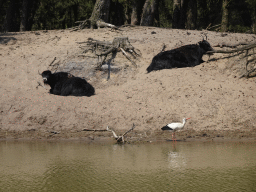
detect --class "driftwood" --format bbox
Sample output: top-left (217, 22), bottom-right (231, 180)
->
top-left (72, 19), bottom-right (120, 31)
top-left (79, 37), bottom-right (140, 80)
top-left (207, 42), bottom-right (256, 78)
top-left (81, 124), bottom-right (135, 143)
top-left (107, 124), bottom-right (135, 143)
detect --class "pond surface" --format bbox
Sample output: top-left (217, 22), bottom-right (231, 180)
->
top-left (0, 140), bottom-right (255, 192)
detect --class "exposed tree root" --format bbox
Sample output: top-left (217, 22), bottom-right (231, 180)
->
top-left (79, 37), bottom-right (140, 80)
top-left (207, 42), bottom-right (256, 78)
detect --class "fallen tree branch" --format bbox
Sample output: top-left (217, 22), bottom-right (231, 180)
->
top-left (49, 57), bottom-right (57, 66)
top-left (213, 41), bottom-right (256, 48)
top-left (206, 43), bottom-right (256, 54)
top-left (96, 20), bottom-right (120, 30)
top-left (72, 19), bottom-right (120, 31)
top-left (107, 123), bottom-right (135, 143)
top-left (82, 128), bottom-right (108, 132)
top-left (121, 123), bottom-right (135, 138)
top-left (81, 124), bottom-right (135, 143)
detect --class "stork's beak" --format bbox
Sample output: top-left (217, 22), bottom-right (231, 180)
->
top-left (186, 117), bottom-right (191, 120)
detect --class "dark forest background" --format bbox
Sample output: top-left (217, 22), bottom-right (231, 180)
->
top-left (0, 0), bottom-right (255, 33)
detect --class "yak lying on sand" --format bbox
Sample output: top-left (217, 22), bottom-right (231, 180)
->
top-left (146, 39), bottom-right (214, 73)
top-left (41, 70), bottom-right (95, 96)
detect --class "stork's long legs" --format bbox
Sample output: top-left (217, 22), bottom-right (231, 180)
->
top-left (172, 132), bottom-right (177, 142)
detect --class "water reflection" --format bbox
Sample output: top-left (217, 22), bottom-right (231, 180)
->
top-left (0, 141), bottom-right (255, 192)
top-left (168, 151), bottom-right (187, 169)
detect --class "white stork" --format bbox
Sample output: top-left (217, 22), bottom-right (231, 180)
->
top-left (161, 118), bottom-right (191, 141)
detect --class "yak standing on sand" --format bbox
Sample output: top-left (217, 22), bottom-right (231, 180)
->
top-left (146, 39), bottom-right (214, 73)
top-left (40, 70), bottom-right (95, 97)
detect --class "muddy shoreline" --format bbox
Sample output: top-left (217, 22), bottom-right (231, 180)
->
top-left (1, 27), bottom-right (256, 142)
top-left (1, 128), bottom-right (255, 143)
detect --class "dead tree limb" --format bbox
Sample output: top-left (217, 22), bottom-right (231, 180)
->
top-left (82, 128), bottom-right (108, 132)
top-left (71, 19), bottom-right (120, 31)
top-left (213, 42), bottom-right (256, 48)
top-left (107, 124), bottom-right (135, 143)
top-left (206, 43), bottom-right (256, 54)
top-left (96, 20), bottom-right (120, 30)
top-left (121, 123), bottom-right (135, 138)
top-left (81, 124), bottom-right (135, 143)
top-left (49, 57), bottom-right (57, 66)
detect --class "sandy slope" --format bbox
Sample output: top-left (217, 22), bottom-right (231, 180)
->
top-left (0, 27), bottom-right (256, 141)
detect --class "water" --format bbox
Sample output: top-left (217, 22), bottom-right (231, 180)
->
top-left (0, 141), bottom-right (255, 192)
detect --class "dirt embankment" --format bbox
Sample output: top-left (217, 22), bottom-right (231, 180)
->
top-left (0, 27), bottom-right (256, 142)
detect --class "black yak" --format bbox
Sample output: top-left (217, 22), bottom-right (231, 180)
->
top-left (146, 39), bottom-right (214, 73)
top-left (41, 70), bottom-right (95, 96)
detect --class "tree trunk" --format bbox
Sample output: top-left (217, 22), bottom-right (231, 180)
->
top-left (124, 2), bottom-right (130, 25)
top-left (186, 0), bottom-right (197, 29)
top-left (26, 0), bottom-right (39, 31)
top-left (20, 0), bottom-right (29, 31)
top-left (251, 7), bottom-right (256, 34)
top-left (0, 0), bottom-right (5, 9)
top-left (253, 17), bottom-right (256, 34)
top-left (221, 0), bottom-right (229, 32)
top-left (73, 4), bottom-right (79, 23)
top-left (110, 0), bottom-right (124, 26)
top-left (172, 0), bottom-right (186, 29)
top-left (140, 0), bottom-right (159, 26)
top-left (197, 0), bottom-right (208, 29)
top-left (5, 0), bottom-right (20, 32)
top-left (131, 0), bottom-right (144, 25)
top-left (90, 0), bottom-right (111, 28)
